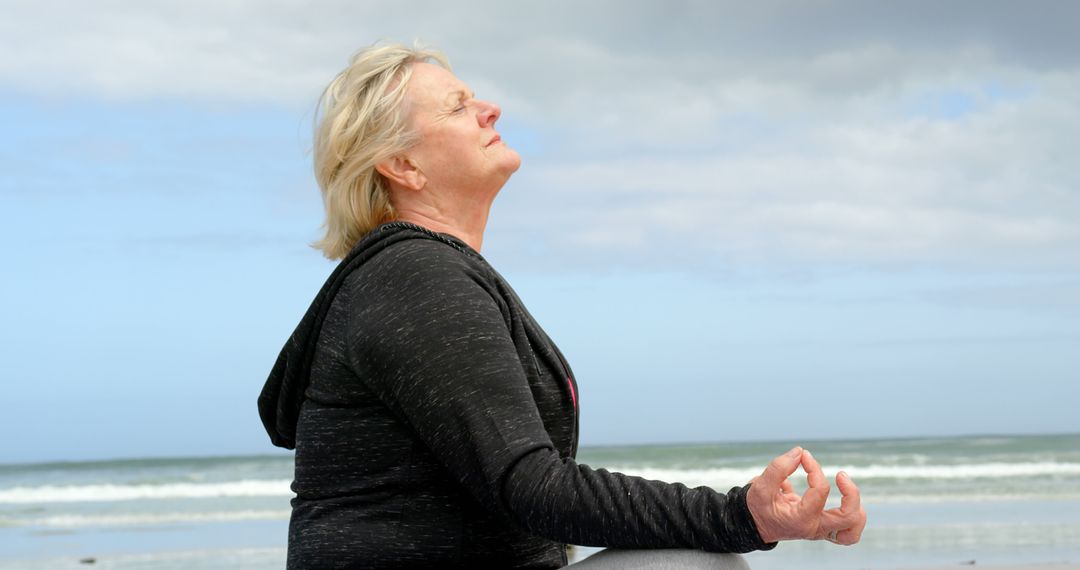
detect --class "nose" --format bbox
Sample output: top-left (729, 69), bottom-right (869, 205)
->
top-left (476, 99), bottom-right (501, 128)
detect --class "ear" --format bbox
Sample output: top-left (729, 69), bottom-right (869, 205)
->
top-left (375, 155), bottom-right (427, 192)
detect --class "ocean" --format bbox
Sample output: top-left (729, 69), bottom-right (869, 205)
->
top-left (1, 433), bottom-right (1078, 569)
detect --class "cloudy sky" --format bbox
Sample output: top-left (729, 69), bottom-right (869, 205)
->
top-left (2, 1), bottom-right (1078, 463)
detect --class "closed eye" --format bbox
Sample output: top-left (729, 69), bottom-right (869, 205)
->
top-left (451, 90), bottom-right (475, 114)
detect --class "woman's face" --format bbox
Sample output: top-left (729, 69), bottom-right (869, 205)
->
top-left (402, 62), bottom-right (521, 198)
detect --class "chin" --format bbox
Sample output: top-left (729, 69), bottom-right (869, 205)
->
top-left (503, 148), bottom-right (523, 174)
top-left (491, 155), bottom-right (522, 193)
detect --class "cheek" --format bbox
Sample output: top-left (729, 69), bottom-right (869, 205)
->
top-left (413, 133), bottom-right (456, 168)
top-left (415, 125), bottom-right (483, 176)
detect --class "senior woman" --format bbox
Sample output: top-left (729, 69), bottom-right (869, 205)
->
top-left (258, 43), bottom-right (866, 569)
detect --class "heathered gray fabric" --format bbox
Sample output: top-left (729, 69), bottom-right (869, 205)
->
top-left (259, 222), bottom-right (775, 569)
top-left (569, 549), bottom-right (750, 569)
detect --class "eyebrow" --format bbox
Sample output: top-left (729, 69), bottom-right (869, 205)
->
top-left (444, 89), bottom-right (476, 107)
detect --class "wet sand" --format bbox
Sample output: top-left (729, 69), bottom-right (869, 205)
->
top-left (887, 566), bottom-right (1079, 570)
top-left (885, 566), bottom-right (1080, 570)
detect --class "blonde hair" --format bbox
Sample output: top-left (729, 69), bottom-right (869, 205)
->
top-left (311, 41), bottom-right (451, 260)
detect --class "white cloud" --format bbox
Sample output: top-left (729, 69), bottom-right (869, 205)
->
top-left (495, 70), bottom-right (1080, 270)
top-left (3, 0), bottom-right (1078, 271)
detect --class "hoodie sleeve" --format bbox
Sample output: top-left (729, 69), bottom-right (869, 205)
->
top-left (343, 239), bottom-right (775, 553)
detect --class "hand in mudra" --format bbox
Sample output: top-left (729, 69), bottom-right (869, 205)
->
top-left (746, 446), bottom-right (867, 545)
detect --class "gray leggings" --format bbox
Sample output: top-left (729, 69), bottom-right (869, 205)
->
top-left (568, 549), bottom-right (751, 569)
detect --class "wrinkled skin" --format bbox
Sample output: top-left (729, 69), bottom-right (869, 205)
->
top-left (747, 447), bottom-right (868, 545)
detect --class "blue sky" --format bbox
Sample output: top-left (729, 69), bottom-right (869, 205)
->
top-left (2, 1), bottom-right (1078, 464)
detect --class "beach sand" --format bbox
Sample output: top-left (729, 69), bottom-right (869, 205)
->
top-left (884, 566), bottom-right (1080, 570)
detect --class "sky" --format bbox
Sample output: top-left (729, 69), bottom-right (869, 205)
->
top-left (2, 1), bottom-right (1078, 464)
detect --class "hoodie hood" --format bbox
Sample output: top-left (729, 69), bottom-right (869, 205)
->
top-left (257, 222), bottom-right (469, 449)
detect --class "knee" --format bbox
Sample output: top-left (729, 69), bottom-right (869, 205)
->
top-left (573, 548), bottom-right (751, 569)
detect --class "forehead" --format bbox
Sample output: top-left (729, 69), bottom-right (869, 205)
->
top-left (406, 62), bottom-right (469, 113)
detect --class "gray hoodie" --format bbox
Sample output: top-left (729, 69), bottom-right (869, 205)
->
top-left (258, 222), bottom-right (773, 569)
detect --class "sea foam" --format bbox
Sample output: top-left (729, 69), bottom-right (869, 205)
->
top-left (4, 461), bottom-right (1078, 504)
top-left (0, 479), bottom-right (292, 504)
top-left (599, 461), bottom-right (1080, 489)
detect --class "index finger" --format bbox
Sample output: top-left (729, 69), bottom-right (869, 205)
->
top-left (798, 450), bottom-right (830, 514)
top-left (759, 446), bottom-right (803, 490)
top-left (837, 471), bottom-right (861, 515)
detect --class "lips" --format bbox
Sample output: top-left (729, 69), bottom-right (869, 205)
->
top-left (486, 134), bottom-right (501, 147)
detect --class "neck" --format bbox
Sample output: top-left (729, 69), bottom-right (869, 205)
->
top-left (388, 177), bottom-right (503, 253)
top-left (392, 205), bottom-right (490, 252)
